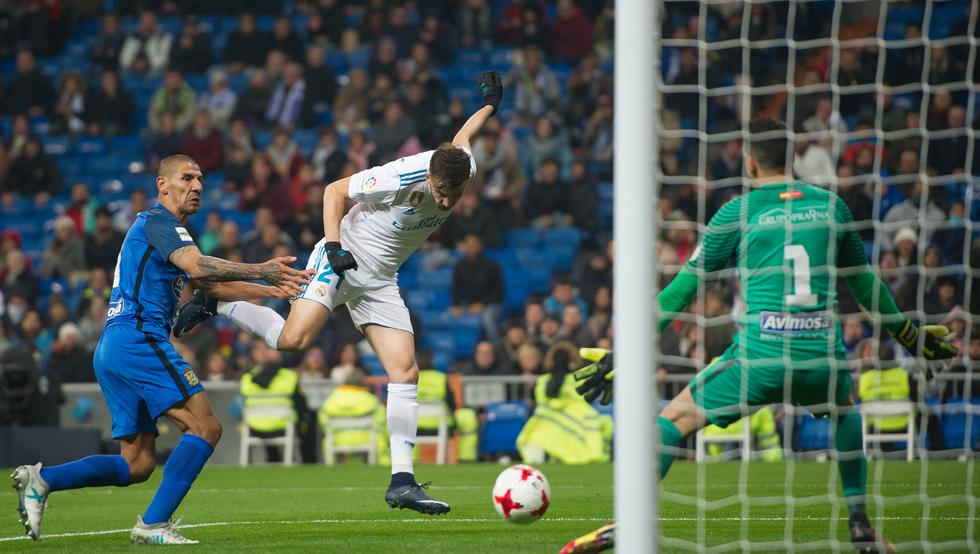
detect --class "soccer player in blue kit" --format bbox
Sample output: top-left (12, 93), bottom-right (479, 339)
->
top-left (11, 154), bottom-right (311, 544)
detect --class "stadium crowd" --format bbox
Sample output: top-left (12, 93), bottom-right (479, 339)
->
top-left (0, 0), bottom-right (977, 435)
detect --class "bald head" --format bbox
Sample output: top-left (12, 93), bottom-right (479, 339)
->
top-left (159, 154), bottom-right (200, 179)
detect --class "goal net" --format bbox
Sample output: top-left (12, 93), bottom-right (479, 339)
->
top-left (652, 0), bottom-right (977, 550)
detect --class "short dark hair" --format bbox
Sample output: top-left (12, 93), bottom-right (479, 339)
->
top-left (747, 117), bottom-right (789, 171)
top-left (429, 143), bottom-right (472, 190)
top-left (159, 154), bottom-right (199, 178)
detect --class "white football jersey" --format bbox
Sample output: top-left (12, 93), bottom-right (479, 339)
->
top-left (341, 149), bottom-right (476, 277)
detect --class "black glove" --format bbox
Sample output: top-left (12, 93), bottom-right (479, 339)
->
top-left (573, 349), bottom-right (615, 405)
top-left (324, 241), bottom-right (358, 274)
top-left (891, 321), bottom-right (958, 362)
top-left (478, 71), bottom-right (503, 115)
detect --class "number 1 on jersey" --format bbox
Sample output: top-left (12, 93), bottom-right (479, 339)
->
top-left (784, 244), bottom-right (817, 307)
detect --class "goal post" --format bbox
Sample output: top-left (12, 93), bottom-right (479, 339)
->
top-left (613, 0), bottom-right (659, 553)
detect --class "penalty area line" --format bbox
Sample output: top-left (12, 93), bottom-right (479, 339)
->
top-left (1, 514), bottom-right (974, 543)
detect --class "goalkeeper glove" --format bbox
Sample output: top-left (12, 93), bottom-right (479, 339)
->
top-left (477, 71), bottom-right (503, 115)
top-left (574, 348), bottom-right (615, 405)
top-left (891, 320), bottom-right (958, 364)
top-left (324, 241), bottom-right (358, 274)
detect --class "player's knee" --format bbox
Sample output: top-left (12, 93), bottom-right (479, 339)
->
top-left (388, 362), bottom-right (419, 384)
top-left (187, 415), bottom-right (222, 446)
top-left (127, 453), bottom-right (156, 484)
top-left (277, 327), bottom-right (313, 352)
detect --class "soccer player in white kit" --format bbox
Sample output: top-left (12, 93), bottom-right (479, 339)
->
top-left (173, 72), bottom-right (503, 513)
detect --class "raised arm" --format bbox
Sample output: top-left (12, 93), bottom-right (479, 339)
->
top-left (192, 279), bottom-right (292, 301)
top-left (169, 245), bottom-right (308, 291)
top-left (452, 71), bottom-right (503, 149)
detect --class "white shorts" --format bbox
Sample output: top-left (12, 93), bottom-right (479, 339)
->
top-left (297, 239), bottom-right (413, 334)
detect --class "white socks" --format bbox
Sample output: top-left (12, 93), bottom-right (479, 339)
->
top-left (387, 383), bottom-right (419, 475)
top-left (217, 301), bottom-right (284, 349)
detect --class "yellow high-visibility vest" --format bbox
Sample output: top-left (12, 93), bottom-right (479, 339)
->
top-left (241, 368), bottom-right (298, 433)
top-left (858, 367), bottom-right (911, 431)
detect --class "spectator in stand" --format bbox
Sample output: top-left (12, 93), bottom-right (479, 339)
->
top-left (239, 152), bottom-right (295, 224)
top-left (837, 48), bottom-right (875, 117)
top-left (6, 114), bottom-right (32, 160)
top-left (297, 347), bottom-right (328, 380)
top-left (451, 234), bottom-right (504, 342)
top-left (558, 303), bottom-right (591, 346)
top-left (454, 340), bottom-right (505, 376)
top-left (118, 11), bottom-right (172, 74)
top-left (544, 276), bottom-right (589, 320)
top-left (497, 0), bottom-right (530, 43)
top-left (3, 50), bottom-right (55, 117)
top-left (802, 98), bottom-right (848, 155)
top-left (303, 45), bottom-right (337, 116)
top-left (224, 119), bottom-right (254, 183)
top-left (182, 109), bottom-right (224, 172)
top-left (537, 315), bottom-right (562, 349)
top-left (524, 297), bottom-right (546, 338)
top-left (6, 137), bottom-right (61, 199)
top-left (836, 165), bottom-right (874, 241)
top-left (90, 13), bottom-right (125, 71)
top-left (524, 116), bottom-right (572, 180)
top-left (223, 13), bottom-right (271, 73)
top-left (147, 112), bottom-right (184, 169)
top-left (84, 206), bottom-right (124, 274)
top-left (243, 222), bottom-right (289, 264)
top-left (510, 45), bottom-right (561, 121)
top-left (266, 127), bottom-right (304, 180)
top-left (525, 158), bottom-right (571, 227)
top-left (927, 90), bottom-right (953, 131)
top-left (366, 73), bottom-right (399, 122)
top-left (47, 323), bottom-right (95, 383)
top-left (270, 16), bottom-right (306, 63)
top-left (574, 245), bottom-right (612, 312)
top-left (515, 6), bottom-right (550, 52)
top-left (199, 69), bottom-right (237, 131)
top-left (197, 212), bottom-right (223, 255)
top-left (329, 342), bottom-right (363, 382)
top-left (333, 68), bottom-right (369, 133)
top-left (459, 0), bottom-right (493, 50)
top-left (289, 163), bottom-right (321, 210)
top-left (371, 101), bottom-right (419, 163)
top-left (583, 95), bottom-right (613, 169)
top-left (170, 15), bottom-right (213, 75)
top-left (881, 178), bottom-right (946, 251)
top-left (266, 62), bottom-right (308, 129)
top-left (86, 70), bottom-right (132, 137)
top-left (232, 69), bottom-right (273, 127)
top-left (210, 221), bottom-right (242, 260)
top-left (2, 250), bottom-right (36, 305)
top-left (64, 182), bottom-right (96, 235)
top-left (567, 160), bottom-right (598, 233)
top-left (342, 129), bottom-right (373, 171)
top-left (111, 188), bottom-right (148, 233)
top-left (77, 296), bottom-right (107, 352)
top-left (517, 342), bottom-right (543, 375)
top-left (51, 70), bottom-right (87, 135)
top-left (311, 126), bottom-right (346, 183)
top-left (499, 321), bottom-right (529, 371)
top-left (38, 216), bottom-right (85, 280)
top-left (550, 0), bottom-right (594, 62)
top-left (17, 309), bottom-right (52, 366)
top-left (442, 191), bottom-right (497, 249)
top-left (78, 267), bottom-right (111, 313)
top-left (928, 105), bottom-right (968, 175)
top-left (367, 36), bottom-right (398, 80)
top-left (586, 286), bottom-right (612, 342)
top-left (471, 119), bottom-right (524, 230)
top-left (203, 352), bottom-right (233, 382)
top-left (46, 296), bottom-right (72, 336)
top-left (417, 14), bottom-right (456, 66)
top-left (148, 68), bottom-right (195, 133)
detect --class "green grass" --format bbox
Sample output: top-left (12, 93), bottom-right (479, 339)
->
top-left (0, 461), bottom-right (975, 552)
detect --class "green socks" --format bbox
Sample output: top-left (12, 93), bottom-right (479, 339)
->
top-left (835, 410), bottom-right (867, 514)
top-left (658, 416), bottom-right (683, 479)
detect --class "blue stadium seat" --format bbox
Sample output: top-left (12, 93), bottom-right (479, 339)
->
top-left (484, 248), bottom-right (517, 268)
top-left (397, 269), bottom-right (417, 289)
top-left (416, 268), bottom-right (453, 289)
top-left (0, 196), bottom-right (30, 217)
top-left (432, 352), bottom-right (453, 372)
top-left (525, 265), bottom-right (551, 294)
top-left (406, 288), bottom-right (451, 310)
top-left (43, 135), bottom-right (72, 156)
top-left (480, 402), bottom-right (530, 455)
top-left (544, 244), bottom-right (576, 272)
top-left (38, 278), bottom-right (69, 297)
top-left (221, 210), bottom-right (255, 231)
top-left (453, 327), bottom-right (481, 359)
top-left (75, 136), bottom-right (108, 155)
top-left (794, 413), bottom-right (831, 451)
top-left (542, 227), bottom-right (580, 249)
top-left (941, 399), bottom-right (980, 451)
top-left (506, 228), bottom-right (541, 248)
top-left (421, 331), bottom-right (455, 358)
top-left (294, 129), bottom-right (319, 157)
top-left (415, 308), bottom-right (448, 331)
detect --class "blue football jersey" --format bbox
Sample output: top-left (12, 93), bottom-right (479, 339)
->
top-left (106, 204), bottom-right (196, 339)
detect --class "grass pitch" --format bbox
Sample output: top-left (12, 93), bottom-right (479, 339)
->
top-left (1, 461), bottom-right (975, 552)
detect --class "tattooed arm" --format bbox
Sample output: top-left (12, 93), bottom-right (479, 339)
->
top-left (169, 246), bottom-right (310, 294)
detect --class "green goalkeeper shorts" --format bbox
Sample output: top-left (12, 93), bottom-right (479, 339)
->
top-left (688, 346), bottom-right (854, 428)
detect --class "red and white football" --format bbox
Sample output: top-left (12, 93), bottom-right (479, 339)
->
top-left (492, 464), bottom-right (551, 524)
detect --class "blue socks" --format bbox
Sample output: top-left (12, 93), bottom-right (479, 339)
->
top-left (143, 435), bottom-right (214, 525)
top-left (39, 455), bottom-right (131, 491)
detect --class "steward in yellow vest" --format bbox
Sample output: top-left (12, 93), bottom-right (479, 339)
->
top-left (704, 406), bottom-right (783, 462)
top-left (858, 367), bottom-right (912, 432)
top-left (517, 343), bottom-right (610, 464)
top-left (418, 365), bottom-right (478, 462)
top-left (240, 339), bottom-right (311, 462)
top-left (318, 368), bottom-right (389, 464)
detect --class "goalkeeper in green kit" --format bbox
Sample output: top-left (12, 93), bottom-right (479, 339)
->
top-left (560, 118), bottom-right (958, 554)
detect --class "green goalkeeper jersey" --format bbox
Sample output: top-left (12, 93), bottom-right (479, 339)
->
top-left (658, 180), bottom-right (880, 370)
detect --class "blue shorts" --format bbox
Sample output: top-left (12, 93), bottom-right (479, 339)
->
top-left (94, 324), bottom-right (204, 439)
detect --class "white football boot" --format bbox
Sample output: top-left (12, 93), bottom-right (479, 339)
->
top-left (11, 463), bottom-right (49, 540)
top-left (130, 516), bottom-right (200, 545)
